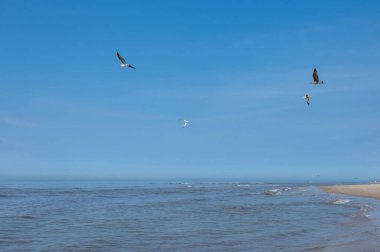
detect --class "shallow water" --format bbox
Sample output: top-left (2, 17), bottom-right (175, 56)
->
top-left (0, 181), bottom-right (379, 251)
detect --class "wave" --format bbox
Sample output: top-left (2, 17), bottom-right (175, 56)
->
top-left (236, 184), bottom-right (250, 187)
top-left (331, 199), bottom-right (351, 205)
top-left (263, 189), bottom-right (281, 196)
top-left (263, 187), bottom-right (293, 196)
top-left (358, 204), bottom-right (373, 219)
top-left (20, 215), bottom-right (35, 220)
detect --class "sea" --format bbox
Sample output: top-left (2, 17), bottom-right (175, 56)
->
top-left (1, 180), bottom-right (380, 252)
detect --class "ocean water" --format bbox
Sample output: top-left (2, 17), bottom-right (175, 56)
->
top-left (1, 181), bottom-right (380, 251)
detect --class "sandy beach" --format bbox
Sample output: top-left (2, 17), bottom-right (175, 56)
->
top-left (321, 184), bottom-right (380, 199)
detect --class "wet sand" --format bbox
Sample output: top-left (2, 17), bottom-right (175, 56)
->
top-left (321, 184), bottom-right (380, 200)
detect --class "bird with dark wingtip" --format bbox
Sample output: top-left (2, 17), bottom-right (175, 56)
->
top-left (304, 94), bottom-right (311, 105)
top-left (116, 52), bottom-right (136, 69)
top-left (311, 68), bottom-right (324, 84)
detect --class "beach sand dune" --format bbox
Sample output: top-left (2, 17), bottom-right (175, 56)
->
top-left (321, 184), bottom-right (380, 199)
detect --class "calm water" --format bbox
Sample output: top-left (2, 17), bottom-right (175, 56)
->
top-left (1, 181), bottom-right (380, 251)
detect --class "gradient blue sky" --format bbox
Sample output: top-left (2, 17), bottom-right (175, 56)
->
top-left (1, 0), bottom-right (379, 180)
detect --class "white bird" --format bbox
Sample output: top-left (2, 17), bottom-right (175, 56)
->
top-left (304, 94), bottom-right (311, 105)
top-left (183, 119), bottom-right (189, 128)
top-left (311, 68), bottom-right (324, 84)
top-left (116, 52), bottom-right (136, 69)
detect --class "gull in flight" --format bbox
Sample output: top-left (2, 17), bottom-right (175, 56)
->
top-left (183, 119), bottom-right (189, 128)
top-left (304, 94), bottom-right (311, 105)
top-left (311, 68), bottom-right (324, 84)
top-left (116, 52), bottom-right (136, 69)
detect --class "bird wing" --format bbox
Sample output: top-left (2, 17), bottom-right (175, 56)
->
top-left (313, 68), bottom-right (319, 82)
top-left (117, 52), bottom-right (127, 64)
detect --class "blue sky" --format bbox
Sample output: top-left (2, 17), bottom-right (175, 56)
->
top-left (0, 0), bottom-right (379, 180)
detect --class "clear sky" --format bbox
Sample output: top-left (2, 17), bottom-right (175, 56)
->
top-left (0, 0), bottom-right (379, 180)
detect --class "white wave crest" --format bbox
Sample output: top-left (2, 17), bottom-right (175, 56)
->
top-left (263, 188), bottom-right (281, 196)
top-left (331, 199), bottom-right (351, 205)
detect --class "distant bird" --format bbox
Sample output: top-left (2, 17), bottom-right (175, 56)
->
top-left (304, 94), bottom-right (311, 105)
top-left (116, 52), bottom-right (136, 69)
top-left (183, 119), bottom-right (189, 128)
top-left (311, 68), bottom-right (324, 84)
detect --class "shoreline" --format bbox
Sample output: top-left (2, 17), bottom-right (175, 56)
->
top-left (321, 184), bottom-right (380, 200)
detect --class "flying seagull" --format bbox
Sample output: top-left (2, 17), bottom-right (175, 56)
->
top-left (116, 52), bottom-right (136, 69)
top-left (311, 68), bottom-right (324, 84)
top-left (183, 119), bottom-right (189, 128)
top-left (304, 94), bottom-right (311, 105)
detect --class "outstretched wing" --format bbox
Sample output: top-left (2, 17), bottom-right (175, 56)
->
top-left (117, 52), bottom-right (127, 64)
top-left (313, 68), bottom-right (319, 83)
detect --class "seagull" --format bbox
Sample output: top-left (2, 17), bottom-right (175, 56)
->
top-left (311, 68), bottom-right (324, 84)
top-left (116, 52), bottom-right (136, 69)
top-left (183, 119), bottom-right (189, 128)
top-left (304, 94), bottom-right (311, 105)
